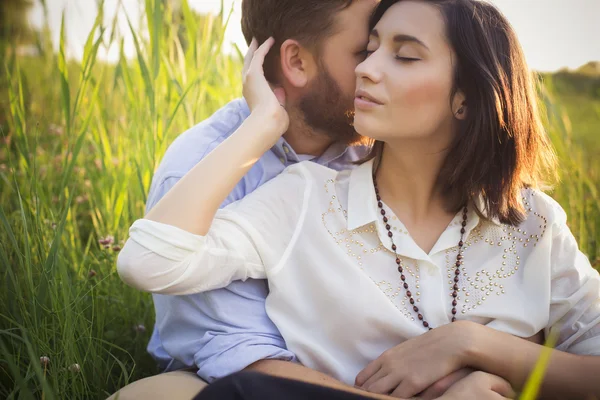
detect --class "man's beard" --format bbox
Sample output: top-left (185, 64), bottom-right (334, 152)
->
top-left (298, 66), bottom-right (361, 145)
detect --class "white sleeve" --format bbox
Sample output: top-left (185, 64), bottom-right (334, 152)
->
top-left (117, 164), bottom-right (311, 295)
top-left (545, 201), bottom-right (600, 356)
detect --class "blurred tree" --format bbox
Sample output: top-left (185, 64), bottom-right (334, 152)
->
top-left (577, 61), bottom-right (600, 77)
top-left (1, 0), bottom-right (35, 46)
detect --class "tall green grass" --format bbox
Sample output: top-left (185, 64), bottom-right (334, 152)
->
top-left (0, 0), bottom-right (598, 399)
top-left (1, 0), bottom-right (241, 398)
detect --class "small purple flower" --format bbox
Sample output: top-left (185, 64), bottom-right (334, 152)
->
top-left (98, 235), bottom-right (115, 246)
top-left (40, 356), bottom-right (50, 368)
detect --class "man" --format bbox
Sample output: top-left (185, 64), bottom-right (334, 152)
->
top-left (108, 1), bottom-right (380, 399)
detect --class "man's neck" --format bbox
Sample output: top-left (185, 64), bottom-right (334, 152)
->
top-left (282, 117), bottom-right (335, 157)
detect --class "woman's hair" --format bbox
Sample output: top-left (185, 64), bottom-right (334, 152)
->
top-left (362, 0), bottom-right (557, 226)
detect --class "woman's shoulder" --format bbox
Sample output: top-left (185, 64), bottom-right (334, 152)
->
top-left (519, 187), bottom-right (567, 230)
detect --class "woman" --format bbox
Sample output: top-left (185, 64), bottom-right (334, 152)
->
top-left (117, 0), bottom-right (600, 398)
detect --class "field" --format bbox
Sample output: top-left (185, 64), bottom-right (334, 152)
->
top-left (1, 1), bottom-right (598, 398)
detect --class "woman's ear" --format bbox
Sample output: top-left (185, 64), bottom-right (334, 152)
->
top-left (452, 91), bottom-right (467, 120)
top-left (279, 39), bottom-right (315, 88)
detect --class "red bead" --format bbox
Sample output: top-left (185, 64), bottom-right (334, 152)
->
top-left (396, 258), bottom-right (401, 264)
top-left (453, 284), bottom-right (459, 290)
top-left (452, 317), bottom-right (457, 322)
top-left (398, 267), bottom-right (403, 273)
top-left (392, 244), bottom-right (397, 251)
top-left (403, 283), bottom-right (409, 289)
top-left (407, 291), bottom-right (412, 297)
top-left (413, 306), bottom-right (419, 312)
top-left (423, 321), bottom-right (429, 328)
top-left (454, 277), bottom-right (459, 283)
top-left (388, 231), bottom-right (393, 238)
top-left (457, 254), bottom-right (463, 260)
top-left (456, 261), bottom-right (461, 267)
top-left (418, 314), bottom-right (423, 320)
top-left (455, 269), bottom-right (460, 275)
top-left (410, 298), bottom-right (415, 305)
top-left (376, 195), bottom-right (381, 201)
top-left (386, 224), bottom-right (391, 230)
top-left (383, 216), bottom-right (389, 223)
top-left (459, 241), bottom-right (464, 246)
top-left (452, 291), bottom-right (458, 297)
top-left (401, 275), bottom-right (406, 281)
top-left (452, 300), bottom-right (457, 306)
top-left (462, 221), bottom-right (467, 227)
top-left (378, 201), bottom-right (383, 208)
top-left (461, 228), bottom-right (466, 234)
top-left (452, 308), bottom-right (457, 315)
top-left (381, 209), bottom-right (386, 216)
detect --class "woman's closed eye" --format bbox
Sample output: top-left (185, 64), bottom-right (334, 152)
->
top-left (359, 48), bottom-right (421, 62)
top-left (395, 56), bottom-right (421, 62)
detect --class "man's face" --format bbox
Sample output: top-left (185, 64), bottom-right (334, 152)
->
top-left (299, 0), bottom-right (379, 143)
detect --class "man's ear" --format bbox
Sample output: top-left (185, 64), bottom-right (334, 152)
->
top-left (279, 39), bottom-right (316, 88)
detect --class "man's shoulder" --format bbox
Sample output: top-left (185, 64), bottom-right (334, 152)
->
top-left (156, 98), bottom-right (250, 180)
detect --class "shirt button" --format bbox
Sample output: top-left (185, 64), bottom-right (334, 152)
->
top-left (283, 145), bottom-right (290, 154)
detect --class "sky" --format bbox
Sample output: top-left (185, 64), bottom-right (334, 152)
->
top-left (30, 0), bottom-right (600, 72)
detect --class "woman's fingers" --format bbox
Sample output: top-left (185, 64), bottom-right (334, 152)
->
top-left (356, 358), bottom-right (382, 387)
top-left (248, 37), bottom-right (275, 76)
top-left (243, 37), bottom-right (258, 77)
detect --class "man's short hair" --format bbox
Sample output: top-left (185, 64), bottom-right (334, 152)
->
top-left (241, 0), bottom-right (355, 81)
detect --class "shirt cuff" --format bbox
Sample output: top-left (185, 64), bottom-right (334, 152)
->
top-left (563, 335), bottom-right (600, 356)
top-left (195, 342), bottom-right (298, 383)
top-left (129, 219), bottom-right (206, 261)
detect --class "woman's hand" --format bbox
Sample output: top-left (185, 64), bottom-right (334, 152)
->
top-left (417, 368), bottom-right (475, 400)
top-left (439, 371), bottom-right (514, 400)
top-left (355, 321), bottom-right (481, 398)
top-left (242, 37), bottom-right (289, 136)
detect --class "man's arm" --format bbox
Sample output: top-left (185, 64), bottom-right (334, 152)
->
top-left (246, 360), bottom-right (398, 400)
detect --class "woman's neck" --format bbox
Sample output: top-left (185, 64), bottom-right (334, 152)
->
top-left (375, 139), bottom-right (450, 226)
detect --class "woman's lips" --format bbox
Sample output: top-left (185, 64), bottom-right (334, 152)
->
top-left (355, 96), bottom-right (382, 109)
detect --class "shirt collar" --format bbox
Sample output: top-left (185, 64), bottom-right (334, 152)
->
top-left (472, 195), bottom-right (503, 227)
top-left (347, 159), bottom-right (378, 231)
top-left (345, 159), bottom-right (504, 256)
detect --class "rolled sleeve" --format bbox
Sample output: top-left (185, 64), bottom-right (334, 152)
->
top-left (547, 211), bottom-right (600, 355)
top-left (152, 279), bottom-right (297, 382)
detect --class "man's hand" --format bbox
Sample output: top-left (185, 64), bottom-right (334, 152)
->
top-left (415, 330), bottom-right (544, 399)
top-left (417, 368), bottom-right (475, 400)
top-left (439, 371), bottom-right (515, 400)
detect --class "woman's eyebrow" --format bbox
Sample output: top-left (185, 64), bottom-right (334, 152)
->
top-left (370, 29), bottom-right (430, 51)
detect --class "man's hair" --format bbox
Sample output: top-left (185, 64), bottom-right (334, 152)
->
top-left (362, 0), bottom-right (557, 226)
top-left (241, 0), bottom-right (354, 82)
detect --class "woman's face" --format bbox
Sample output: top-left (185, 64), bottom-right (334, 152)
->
top-left (353, 1), bottom-right (463, 145)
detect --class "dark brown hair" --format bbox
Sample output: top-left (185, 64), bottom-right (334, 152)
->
top-left (241, 0), bottom-right (354, 82)
top-left (363, 0), bottom-right (557, 225)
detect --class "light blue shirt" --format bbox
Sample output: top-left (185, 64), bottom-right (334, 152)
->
top-left (145, 98), bottom-right (368, 382)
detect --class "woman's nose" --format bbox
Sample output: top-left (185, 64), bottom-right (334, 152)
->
top-left (355, 53), bottom-right (382, 83)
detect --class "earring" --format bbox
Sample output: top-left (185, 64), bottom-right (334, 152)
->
top-left (456, 107), bottom-right (464, 116)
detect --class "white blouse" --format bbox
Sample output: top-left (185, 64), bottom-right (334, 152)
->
top-left (117, 159), bottom-right (600, 385)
